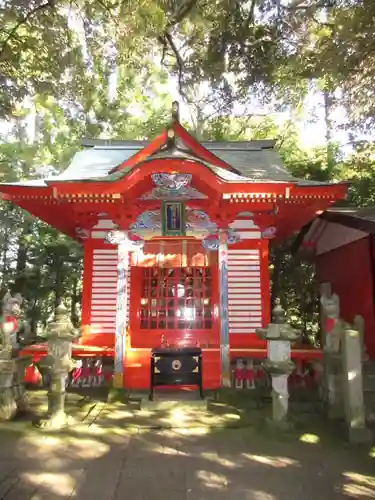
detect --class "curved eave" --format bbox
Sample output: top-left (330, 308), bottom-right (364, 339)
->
top-left (42, 157), bottom-right (296, 200)
top-left (0, 191), bottom-right (77, 240)
top-left (0, 159), bottom-right (348, 203)
top-left (0, 184), bottom-right (52, 199)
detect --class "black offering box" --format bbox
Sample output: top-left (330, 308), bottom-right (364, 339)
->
top-left (149, 347), bottom-right (203, 401)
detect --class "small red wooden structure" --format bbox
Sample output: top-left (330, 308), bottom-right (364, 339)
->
top-left (299, 207), bottom-right (375, 359)
top-left (0, 104), bottom-right (347, 390)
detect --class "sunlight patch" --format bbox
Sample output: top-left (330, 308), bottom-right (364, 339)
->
top-left (175, 426), bottom-right (209, 436)
top-left (343, 483), bottom-right (375, 498)
top-left (369, 447), bottom-right (375, 458)
top-left (169, 407), bottom-right (190, 424)
top-left (196, 470), bottom-right (228, 489)
top-left (66, 439), bottom-right (110, 459)
top-left (252, 492), bottom-right (276, 500)
top-left (163, 446), bottom-right (189, 456)
top-left (299, 433), bottom-right (320, 444)
top-left (106, 410), bottom-right (133, 420)
top-left (223, 413), bottom-right (240, 420)
top-left (137, 410), bottom-right (154, 417)
top-left (343, 472), bottom-right (375, 487)
top-left (242, 453), bottom-right (299, 468)
top-left (22, 472), bottom-right (76, 496)
top-left (201, 452), bottom-right (238, 469)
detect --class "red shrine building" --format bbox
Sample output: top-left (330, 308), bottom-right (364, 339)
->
top-left (0, 104), bottom-right (347, 391)
top-left (298, 207), bottom-right (375, 359)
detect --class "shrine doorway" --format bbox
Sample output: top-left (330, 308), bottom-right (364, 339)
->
top-left (129, 239), bottom-right (219, 349)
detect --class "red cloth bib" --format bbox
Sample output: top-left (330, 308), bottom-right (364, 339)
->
top-left (325, 318), bottom-right (335, 333)
top-left (3, 316), bottom-right (18, 333)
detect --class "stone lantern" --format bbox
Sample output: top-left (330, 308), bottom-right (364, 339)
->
top-left (256, 299), bottom-right (301, 427)
top-left (38, 303), bottom-right (78, 429)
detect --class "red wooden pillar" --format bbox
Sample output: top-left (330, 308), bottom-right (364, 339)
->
top-left (260, 238), bottom-right (271, 326)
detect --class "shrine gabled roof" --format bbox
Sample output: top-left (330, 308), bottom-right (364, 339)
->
top-left (292, 206), bottom-right (375, 254)
top-left (2, 138), bottom-right (338, 188)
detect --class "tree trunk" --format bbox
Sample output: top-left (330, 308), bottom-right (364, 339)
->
top-left (13, 219), bottom-right (32, 296)
top-left (270, 245), bottom-right (282, 311)
top-left (323, 89), bottom-right (334, 170)
top-left (70, 277), bottom-right (79, 327)
top-left (54, 254), bottom-right (64, 309)
top-left (0, 235), bottom-right (9, 287)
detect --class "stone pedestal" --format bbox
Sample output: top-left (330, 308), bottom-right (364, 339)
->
top-left (256, 300), bottom-right (301, 428)
top-left (324, 352), bottom-right (344, 419)
top-left (0, 359), bottom-right (17, 420)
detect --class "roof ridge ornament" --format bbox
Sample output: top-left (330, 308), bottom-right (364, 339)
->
top-left (172, 101), bottom-right (180, 122)
top-left (166, 127), bottom-right (176, 150)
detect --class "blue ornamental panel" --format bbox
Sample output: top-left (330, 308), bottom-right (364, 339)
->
top-left (202, 229), bottom-right (241, 251)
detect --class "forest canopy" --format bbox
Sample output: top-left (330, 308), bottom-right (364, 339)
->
top-left (0, 0), bottom-right (374, 341)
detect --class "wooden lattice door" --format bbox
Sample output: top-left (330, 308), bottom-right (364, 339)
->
top-left (139, 267), bottom-right (213, 331)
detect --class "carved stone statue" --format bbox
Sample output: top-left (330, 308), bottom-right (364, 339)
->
top-left (320, 289), bottom-right (342, 353)
top-left (0, 292), bottom-right (32, 420)
top-left (1, 292), bottom-right (23, 350)
top-left (1, 292), bottom-right (33, 350)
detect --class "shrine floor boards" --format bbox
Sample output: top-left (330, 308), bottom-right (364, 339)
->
top-left (0, 396), bottom-right (374, 500)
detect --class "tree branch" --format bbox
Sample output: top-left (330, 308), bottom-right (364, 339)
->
top-left (167, 0), bottom-right (199, 28)
top-left (0, 0), bottom-right (55, 60)
top-left (287, 0), bottom-right (337, 10)
top-left (158, 1), bottom-right (199, 100)
top-left (160, 31), bottom-right (188, 100)
top-left (243, 0), bottom-right (257, 29)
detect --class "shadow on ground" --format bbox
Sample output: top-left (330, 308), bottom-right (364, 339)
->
top-left (0, 388), bottom-right (374, 499)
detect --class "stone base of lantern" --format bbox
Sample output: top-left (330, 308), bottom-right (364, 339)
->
top-left (38, 411), bottom-right (74, 430)
top-left (0, 390), bottom-right (17, 421)
top-left (37, 372), bottom-right (74, 430)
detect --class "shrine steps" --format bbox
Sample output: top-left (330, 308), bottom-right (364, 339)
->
top-left (126, 388), bottom-right (209, 411)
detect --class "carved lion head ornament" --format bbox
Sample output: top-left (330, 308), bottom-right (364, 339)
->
top-left (2, 292), bottom-right (23, 318)
top-left (1, 292), bottom-right (24, 346)
top-left (320, 292), bottom-right (340, 320)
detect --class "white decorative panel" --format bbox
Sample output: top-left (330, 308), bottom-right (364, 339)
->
top-left (228, 248), bottom-right (262, 334)
top-left (89, 248), bottom-right (130, 334)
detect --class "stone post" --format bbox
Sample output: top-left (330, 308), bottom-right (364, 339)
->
top-left (256, 299), bottom-right (301, 427)
top-left (38, 303), bottom-right (77, 429)
top-left (341, 326), bottom-right (372, 443)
